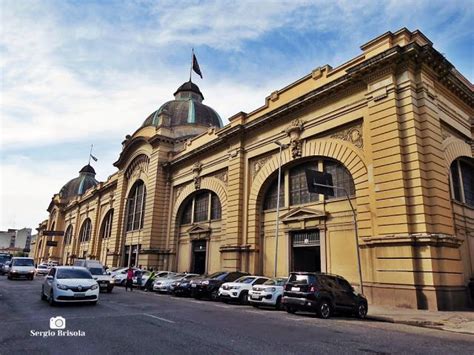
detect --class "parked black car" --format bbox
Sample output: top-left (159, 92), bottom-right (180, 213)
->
top-left (282, 272), bottom-right (368, 319)
top-left (191, 271), bottom-right (249, 300)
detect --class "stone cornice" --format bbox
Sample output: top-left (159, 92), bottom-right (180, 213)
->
top-left (362, 233), bottom-right (463, 248)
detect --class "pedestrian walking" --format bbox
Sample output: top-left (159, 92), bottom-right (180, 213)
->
top-left (125, 267), bottom-right (134, 292)
top-left (136, 267), bottom-right (143, 290)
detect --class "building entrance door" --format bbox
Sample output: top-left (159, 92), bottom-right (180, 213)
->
top-left (291, 230), bottom-right (321, 272)
top-left (192, 240), bottom-right (207, 274)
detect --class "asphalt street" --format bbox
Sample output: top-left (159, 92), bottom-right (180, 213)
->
top-left (0, 276), bottom-right (473, 355)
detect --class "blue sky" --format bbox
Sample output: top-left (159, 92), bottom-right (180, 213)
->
top-left (1, 0), bottom-right (473, 231)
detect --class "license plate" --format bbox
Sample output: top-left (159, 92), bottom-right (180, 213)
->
top-left (191, 284), bottom-right (197, 288)
top-left (251, 294), bottom-right (259, 299)
top-left (291, 287), bottom-right (300, 291)
top-left (74, 292), bottom-right (86, 297)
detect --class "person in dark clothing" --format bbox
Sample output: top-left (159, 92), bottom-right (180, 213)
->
top-left (125, 267), bottom-right (134, 292)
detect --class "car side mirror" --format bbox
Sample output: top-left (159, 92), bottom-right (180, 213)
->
top-left (46, 275), bottom-right (53, 280)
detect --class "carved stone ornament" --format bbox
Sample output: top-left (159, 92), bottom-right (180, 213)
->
top-left (253, 155), bottom-right (273, 179)
top-left (285, 119), bottom-right (305, 159)
top-left (192, 162), bottom-right (203, 190)
top-left (330, 124), bottom-right (363, 148)
top-left (125, 155), bottom-right (150, 180)
top-left (211, 170), bottom-right (228, 185)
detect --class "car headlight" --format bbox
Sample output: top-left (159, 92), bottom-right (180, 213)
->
top-left (29, 270), bottom-right (35, 273)
top-left (91, 284), bottom-right (99, 290)
top-left (110, 279), bottom-right (115, 284)
top-left (57, 284), bottom-right (68, 290)
top-left (268, 287), bottom-right (276, 292)
top-left (202, 280), bottom-right (209, 285)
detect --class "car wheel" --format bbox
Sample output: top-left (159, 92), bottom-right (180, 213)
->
top-left (275, 296), bottom-right (282, 310)
top-left (222, 298), bottom-right (229, 303)
top-left (286, 306), bottom-right (296, 314)
top-left (252, 304), bottom-right (259, 308)
top-left (107, 287), bottom-right (113, 293)
top-left (48, 291), bottom-right (56, 307)
top-left (121, 280), bottom-right (126, 286)
top-left (210, 289), bottom-right (219, 301)
top-left (239, 291), bottom-right (249, 305)
top-left (355, 302), bottom-right (368, 319)
top-left (316, 300), bottom-right (331, 319)
top-left (7, 274), bottom-right (12, 280)
top-left (41, 287), bottom-right (47, 301)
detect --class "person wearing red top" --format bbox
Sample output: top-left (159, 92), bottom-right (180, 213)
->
top-left (125, 267), bottom-right (134, 292)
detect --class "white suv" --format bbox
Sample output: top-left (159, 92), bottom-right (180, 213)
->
top-left (218, 276), bottom-right (269, 304)
top-left (248, 277), bottom-right (287, 309)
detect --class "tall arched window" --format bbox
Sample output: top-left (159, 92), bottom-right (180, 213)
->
top-left (64, 225), bottom-right (73, 245)
top-left (79, 218), bottom-right (92, 243)
top-left (100, 209), bottom-right (114, 239)
top-left (179, 190), bottom-right (222, 225)
top-left (263, 158), bottom-right (355, 210)
top-left (126, 181), bottom-right (146, 232)
top-left (450, 157), bottom-right (474, 207)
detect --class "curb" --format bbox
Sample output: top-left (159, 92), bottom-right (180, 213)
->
top-left (367, 315), bottom-right (474, 335)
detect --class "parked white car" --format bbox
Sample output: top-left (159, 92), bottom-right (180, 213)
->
top-left (35, 264), bottom-right (50, 276)
top-left (41, 266), bottom-right (99, 306)
top-left (88, 265), bottom-right (115, 293)
top-left (8, 257), bottom-right (36, 280)
top-left (218, 276), bottom-right (269, 304)
top-left (248, 277), bottom-right (287, 309)
top-left (133, 270), bottom-right (152, 288)
top-left (111, 267), bottom-right (140, 285)
top-left (153, 273), bottom-right (199, 293)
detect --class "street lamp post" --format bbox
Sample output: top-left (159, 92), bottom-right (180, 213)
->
top-left (273, 141), bottom-right (288, 277)
top-left (309, 181), bottom-right (364, 294)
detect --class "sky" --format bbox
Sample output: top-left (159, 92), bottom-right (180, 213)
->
top-left (1, 0), bottom-right (473, 232)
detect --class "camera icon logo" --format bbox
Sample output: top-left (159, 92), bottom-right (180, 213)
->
top-left (50, 316), bottom-right (66, 330)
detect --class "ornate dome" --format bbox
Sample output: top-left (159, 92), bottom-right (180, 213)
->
top-left (59, 164), bottom-right (99, 200)
top-left (142, 81), bottom-right (222, 129)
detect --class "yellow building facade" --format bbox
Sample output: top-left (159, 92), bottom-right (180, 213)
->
top-left (33, 28), bottom-right (474, 310)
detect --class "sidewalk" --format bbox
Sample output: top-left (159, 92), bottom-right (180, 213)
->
top-left (367, 305), bottom-right (474, 335)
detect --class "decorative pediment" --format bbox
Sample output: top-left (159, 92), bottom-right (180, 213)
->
top-left (280, 207), bottom-right (327, 223)
top-left (187, 224), bottom-right (211, 240)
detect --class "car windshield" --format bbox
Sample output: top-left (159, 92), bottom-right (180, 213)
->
top-left (89, 267), bottom-right (105, 275)
top-left (236, 276), bottom-right (256, 284)
top-left (288, 274), bottom-right (317, 285)
top-left (12, 259), bottom-right (34, 267)
top-left (38, 265), bottom-right (48, 269)
top-left (56, 269), bottom-right (92, 279)
top-left (208, 272), bottom-right (226, 279)
top-left (184, 274), bottom-right (198, 279)
top-left (0, 255), bottom-right (11, 264)
top-left (264, 278), bottom-right (286, 286)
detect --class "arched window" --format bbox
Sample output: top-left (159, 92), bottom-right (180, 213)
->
top-left (263, 178), bottom-right (285, 210)
top-left (100, 209), bottom-right (114, 239)
top-left (179, 190), bottom-right (222, 225)
top-left (450, 158), bottom-right (474, 206)
top-left (324, 160), bottom-right (355, 199)
top-left (79, 218), bottom-right (92, 243)
top-left (64, 225), bottom-right (73, 245)
top-left (263, 158), bottom-right (355, 210)
top-left (290, 162), bottom-right (319, 205)
top-left (126, 181), bottom-right (146, 232)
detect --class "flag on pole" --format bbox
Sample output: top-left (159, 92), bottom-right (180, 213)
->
top-left (90, 154), bottom-right (98, 162)
top-left (192, 53), bottom-right (203, 79)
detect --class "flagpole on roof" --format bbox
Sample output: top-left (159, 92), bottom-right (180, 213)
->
top-left (189, 48), bottom-right (194, 82)
top-left (88, 144), bottom-right (93, 165)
